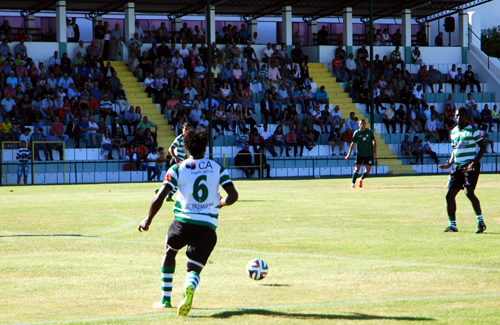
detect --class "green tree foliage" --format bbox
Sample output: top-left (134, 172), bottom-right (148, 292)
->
top-left (481, 26), bottom-right (500, 58)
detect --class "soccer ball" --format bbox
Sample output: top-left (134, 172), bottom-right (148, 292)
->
top-left (246, 258), bottom-right (268, 280)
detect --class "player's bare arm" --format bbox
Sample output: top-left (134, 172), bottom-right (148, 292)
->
top-left (138, 184), bottom-right (173, 232)
top-left (468, 139), bottom-right (487, 171)
top-left (438, 151), bottom-right (455, 169)
top-left (345, 142), bottom-right (355, 160)
top-left (372, 138), bottom-right (377, 158)
top-left (220, 182), bottom-right (239, 208)
top-left (169, 146), bottom-right (179, 164)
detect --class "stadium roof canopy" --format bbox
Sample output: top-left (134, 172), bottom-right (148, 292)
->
top-left (0, 0), bottom-right (491, 23)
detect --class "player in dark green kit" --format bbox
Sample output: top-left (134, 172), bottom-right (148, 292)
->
top-left (345, 119), bottom-right (377, 188)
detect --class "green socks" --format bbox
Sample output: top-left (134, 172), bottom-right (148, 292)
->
top-left (351, 172), bottom-right (359, 184)
top-left (183, 271), bottom-right (200, 291)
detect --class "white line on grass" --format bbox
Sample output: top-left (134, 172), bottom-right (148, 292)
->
top-left (10, 292), bottom-right (500, 325)
top-left (215, 247), bottom-right (500, 272)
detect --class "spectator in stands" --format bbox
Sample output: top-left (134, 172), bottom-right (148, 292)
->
top-left (481, 103), bottom-right (493, 132)
top-left (110, 116), bottom-right (124, 137)
top-left (262, 43), bottom-right (274, 67)
top-left (426, 65), bottom-right (442, 93)
top-left (30, 126), bottom-right (50, 161)
top-left (257, 64), bottom-right (271, 92)
top-left (332, 53), bottom-right (347, 82)
top-left (383, 104), bottom-right (397, 133)
top-left (412, 84), bottom-right (426, 110)
top-left (435, 32), bottom-right (444, 46)
top-left (425, 114), bottom-right (440, 143)
top-left (98, 93), bottom-right (115, 120)
top-left (405, 104), bottom-right (422, 133)
top-left (235, 144), bottom-right (255, 178)
top-left (302, 112), bottom-right (320, 143)
top-left (76, 116), bottom-right (90, 148)
top-left (317, 26), bottom-right (329, 45)
top-left (492, 104), bottom-right (500, 132)
top-left (259, 124), bottom-right (278, 157)
top-left (126, 33), bottom-right (143, 59)
top-left (326, 127), bottom-right (341, 155)
top-left (137, 116), bottom-right (158, 140)
top-left (0, 39), bottom-right (11, 59)
top-left (422, 135), bottom-right (440, 163)
top-left (401, 134), bottom-right (416, 165)
top-left (291, 43), bottom-right (308, 68)
top-left (464, 93), bottom-right (478, 116)
top-left (272, 125), bottom-right (290, 157)
top-left (417, 65), bottom-right (434, 93)
top-left (1, 91), bottom-right (17, 119)
top-left (389, 46), bottom-right (404, 66)
top-left (100, 127), bottom-right (114, 159)
top-left (416, 30), bottom-right (428, 46)
top-left (314, 85), bottom-right (329, 109)
top-left (45, 128), bottom-right (63, 160)
top-left (464, 64), bottom-right (481, 93)
top-left (448, 64), bottom-right (462, 93)
top-left (310, 105), bottom-right (325, 134)
top-left (411, 46), bottom-right (422, 66)
top-left (111, 127), bottom-right (126, 159)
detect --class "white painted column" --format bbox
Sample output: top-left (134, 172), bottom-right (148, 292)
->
top-left (24, 15), bottom-right (35, 29)
top-left (205, 5), bottom-right (216, 44)
top-left (307, 20), bottom-right (317, 46)
top-left (56, 1), bottom-right (67, 43)
top-left (458, 10), bottom-right (469, 47)
top-left (124, 2), bottom-right (135, 41)
top-left (424, 21), bottom-right (430, 44)
top-left (343, 7), bottom-right (353, 46)
top-left (249, 19), bottom-right (258, 37)
top-left (173, 18), bottom-right (182, 33)
top-left (402, 9), bottom-right (412, 47)
top-left (282, 6), bottom-right (292, 45)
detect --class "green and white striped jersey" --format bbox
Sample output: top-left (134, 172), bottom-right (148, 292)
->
top-left (171, 135), bottom-right (187, 161)
top-left (16, 148), bottom-right (31, 164)
top-left (451, 124), bottom-right (483, 167)
top-left (163, 158), bottom-right (232, 230)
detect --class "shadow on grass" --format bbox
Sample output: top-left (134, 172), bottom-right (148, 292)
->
top-left (238, 200), bottom-right (266, 202)
top-left (198, 309), bottom-right (434, 321)
top-left (260, 283), bottom-right (291, 287)
top-left (0, 234), bottom-right (97, 238)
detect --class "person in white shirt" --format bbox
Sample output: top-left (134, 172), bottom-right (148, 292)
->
top-left (66, 19), bottom-right (75, 42)
top-left (344, 53), bottom-right (357, 80)
top-left (74, 41), bottom-right (86, 59)
top-left (178, 43), bottom-right (189, 58)
top-left (135, 20), bottom-right (144, 40)
top-left (263, 43), bottom-right (274, 66)
top-left (329, 105), bottom-right (343, 131)
top-left (176, 64), bottom-right (187, 79)
top-left (425, 114), bottom-right (440, 142)
top-left (411, 85), bottom-right (425, 109)
top-left (48, 51), bottom-right (61, 69)
top-left (88, 115), bottom-right (101, 148)
top-left (147, 147), bottom-right (159, 181)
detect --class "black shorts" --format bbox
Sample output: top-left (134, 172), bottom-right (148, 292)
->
top-left (448, 163), bottom-right (481, 190)
top-left (166, 218), bottom-right (217, 266)
top-left (355, 155), bottom-right (374, 166)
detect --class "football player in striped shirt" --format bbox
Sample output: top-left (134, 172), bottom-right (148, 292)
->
top-left (139, 129), bottom-right (238, 316)
top-left (438, 107), bottom-right (487, 233)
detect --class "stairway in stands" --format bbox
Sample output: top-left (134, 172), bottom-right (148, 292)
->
top-left (109, 61), bottom-right (175, 150)
top-left (308, 62), bottom-right (415, 175)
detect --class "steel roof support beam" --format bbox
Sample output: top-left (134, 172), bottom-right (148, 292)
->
top-left (88, 2), bottom-right (128, 19)
top-left (416, 0), bottom-right (492, 23)
top-left (302, 0), bottom-right (364, 22)
top-left (243, 0), bottom-right (302, 22)
top-left (360, 0), bottom-right (430, 24)
top-left (168, 0), bottom-right (230, 20)
top-left (20, 1), bottom-right (55, 17)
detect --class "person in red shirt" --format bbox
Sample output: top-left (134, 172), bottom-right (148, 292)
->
top-left (331, 53), bottom-right (347, 82)
top-left (50, 116), bottom-right (69, 147)
top-left (135, 142), bottom-right (149, 170)
top-left (341, 127), bottom-right (354, 155)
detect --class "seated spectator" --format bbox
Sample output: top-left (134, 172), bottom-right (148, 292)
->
top-left (146, 147), bottom-right (159, 181)
top-left (481, 103), bottom-right (493, 131)
top-left (30, 126), bottom-right (50, 161)
top-left (428, 65), bottom-right (443, 93)
top-left (144, 128), bottom-right (157, 152)
top-left (425, 114), bottom-right (440, 143)
top-left (411, 136), bottom-right (423, 164)
top-left (389, 46), bottom-right (404, 66)
top-left (45, 128), bottom-right (64, 160)
top-left (492, 104), bottom-right (500, 132)
top-left (272, 125), bottom-right (290, 157)
top-left (383, 104), bottom-right (397, 133)
top-left (137, 116), bottom-right (158, 141)
top-left (464, 64), bottom-right (481, 93)
top-left (254, 147), bottom-right (271, 179)
top-left (417, 65), bottom-right (434, 93)
top-left (464, 93), bottom-right (478, 116)
top-left (479, 125), bottom-right (495, 153)
top-left (331, 53), bottom-right (347, 82)
top-left (235, 144), bottom-right (255, 178)
top-left (77, 116), bottom-right (91, 148)
top-left (411, 46), bottom-right (422, 66)
top-left (88, 115), bottom-right (101, 148)
top-left (256, 63), bottom-right (271, 92)
top-left (422, 135), bottom-right (440, 163)
top-left (314, 86), bottom-right (329, 108)
top-left (406, 104), bottom-right (423, 133)
top-left (327, 127), bottom-right (342, 155)
top-left (448, 64), bottom-right (463, 93)
top-left (401, 134), bottom-right (416, 165)
top-left (340, 127), bottom-right (353, 156)
top-left (259, 124), bottom-right (278, 157)
top-left (302, 112), bottom-right (320, 143)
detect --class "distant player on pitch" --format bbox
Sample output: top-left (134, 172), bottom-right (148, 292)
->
top-left (438, 107), bottom-right (487, 233)
top-left (139, 129), bottom-right (239, 316)
top-left (345, 118), bottom-right (377, 188)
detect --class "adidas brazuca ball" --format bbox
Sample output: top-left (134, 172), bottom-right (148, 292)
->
top-left (246, 258), bottom-right (268, 280)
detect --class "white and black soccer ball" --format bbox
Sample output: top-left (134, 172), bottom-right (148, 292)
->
top-left (246, 258), bottom-right (268, 280)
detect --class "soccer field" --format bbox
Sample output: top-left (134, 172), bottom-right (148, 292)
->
top-left (1, 175), bottom-right (500, 324)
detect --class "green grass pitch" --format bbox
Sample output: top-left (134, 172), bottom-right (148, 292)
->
top-left (1, 175), bottom-right (500, 324)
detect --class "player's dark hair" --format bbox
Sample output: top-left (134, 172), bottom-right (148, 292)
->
top-left (457, 107), bottom-right (468, 118)
top-left (184, 122), bottom-right (192, 129)
top-left (184, 129), bottom-right (207, 156)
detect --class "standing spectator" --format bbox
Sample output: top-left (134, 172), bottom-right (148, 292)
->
top-left (147, 147), bottom-right (159, 181)
top-left (126, 33), bottom-right (143, 59)
top-left (110, 23), bottom-right (123, 61)
top-left (317, 26), bottom-right (329, 45)
top-left (94, 20), bottom-right (106, 54)
top-left (66, 19), bottom-right (75, 42)
top-left (71, 18), bottom-right (80, 42)
top-left (435, 32), bottom-right (444, 46)
top-left (16, 140), bottom-right (31, 185)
